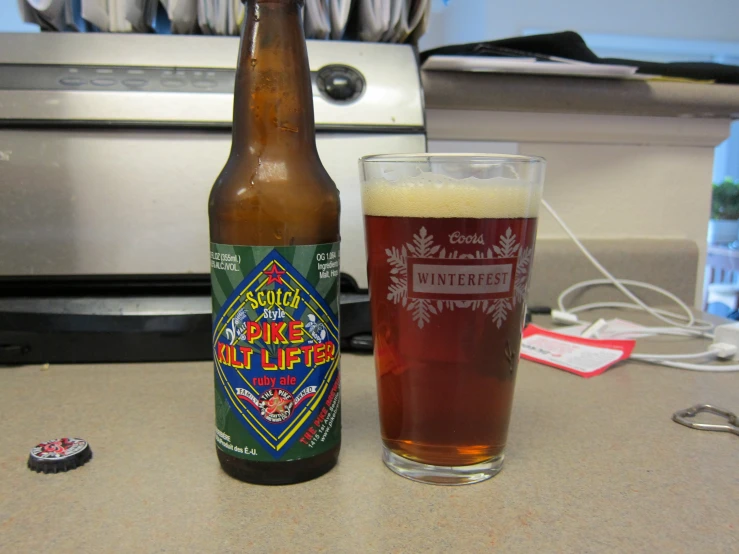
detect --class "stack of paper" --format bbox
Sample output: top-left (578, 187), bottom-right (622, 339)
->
top-left (303, 0), bottom-right (352, 40)
top-left (80, 0), bottom-right (109, 30)
top-left (81, 0), bottom-right (138, 32)
top-left (161, 0), bottom-right (197, 34)
top-left (421, 55), bottom-right (647, 80)
top-left (18, 0), bottom-right (430, 40)
top-left (303, 0), bottom-right (329, 39)
top-left (110, 0), bottom-right (134, 31)
top-left (18, 0), bottom-right (72, 31)
top-left (19, 0), bottom-right (155, 32)
top-left (196, 0), bottom-right (241, 35)
top-left (357, 0), bottom-right (429, 43)
top-left (329, 0), bottom-right (352, 39)
top-left (124, 0), bottom-right (158, 32)
top-left (20, 0), bottom-right (164, 32)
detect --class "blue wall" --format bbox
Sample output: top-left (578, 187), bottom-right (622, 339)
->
top-left (0, 3), bottom-right (39, 33)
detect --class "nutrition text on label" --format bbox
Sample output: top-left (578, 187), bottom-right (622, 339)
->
top-left (211, 251), bottom-right (241, 271)
top-left (316, 250), bottom-right (339, 280)
top-left (215, 428), bottom-right (257, 456)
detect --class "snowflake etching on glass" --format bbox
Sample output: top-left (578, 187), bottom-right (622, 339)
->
top-left (386, 226), bottom-right (529, 329)
top-left (514, 246), bottom-right (533, 307)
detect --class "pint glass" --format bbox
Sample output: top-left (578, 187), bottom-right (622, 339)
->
top-left (359, 154), bottom-right (545, 485)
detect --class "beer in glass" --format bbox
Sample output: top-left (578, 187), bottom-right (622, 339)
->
top-left (359, 154), bottom-right (544, 485)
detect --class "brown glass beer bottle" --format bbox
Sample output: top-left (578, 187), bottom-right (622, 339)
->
top-left (208, 0), bottom-right (341, 485)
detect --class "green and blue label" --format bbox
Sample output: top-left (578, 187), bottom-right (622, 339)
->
top-left (211, 242), bottom-right (340, 461)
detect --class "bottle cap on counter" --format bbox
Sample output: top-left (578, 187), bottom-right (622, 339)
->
top-left (27, 438), bottom-right (92, 474)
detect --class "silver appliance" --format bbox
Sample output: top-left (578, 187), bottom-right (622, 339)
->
top-left (0, 33), bottom-right (426, 363)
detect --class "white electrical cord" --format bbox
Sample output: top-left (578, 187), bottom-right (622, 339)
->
top-left (645, 360), bottom-right (739, 372)
top-left (560, 285), bottom-right (714, 333)
top-left (608, 327), bottom-right (714, 340)
top-left (543, 199), bottom-right (711, 333)
top-left (565, 302), bottom-right (714, 334)
top-left (542, 199), bottom-right (739, 372)
top-left (631, 352), bottom-right (720, 361)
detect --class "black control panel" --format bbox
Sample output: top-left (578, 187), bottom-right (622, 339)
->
top-left (315, 64), bottom-right (365, 103)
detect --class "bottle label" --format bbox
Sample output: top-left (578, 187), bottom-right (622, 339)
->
top-left (210, 242), bottom-right (340, 461)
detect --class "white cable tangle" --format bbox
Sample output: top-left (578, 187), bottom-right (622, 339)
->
top-left (631, 352), bottom-right (721, 361)
top-left (606, 325), bottom-right (714, 338)
top-left (565, 302), bottom-right (714, 334)
top-left (542, 199), bottom-right (739, 372)
top-left (560, 288), bottom-right (713, 332)
top-left (542, 199), bottom-right (706, 331)
top-left (642, 360), bottom-right (739, 372)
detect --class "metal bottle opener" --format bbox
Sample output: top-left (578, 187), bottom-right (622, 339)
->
top-left (672, 404), bottom-right (739, 436)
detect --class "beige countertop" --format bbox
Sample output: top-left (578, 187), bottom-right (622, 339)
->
top-left (1, 315), bottom-right (738, 553)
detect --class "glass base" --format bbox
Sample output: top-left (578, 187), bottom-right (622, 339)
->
top-left (382, 446), bottom-right (504, 485)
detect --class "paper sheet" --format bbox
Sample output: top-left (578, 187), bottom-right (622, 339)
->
top-left (81, 0), bottom-right (110, 30)
top-left (226, 0), bottom-right (242, 35)
top-left (20, 0), bottom-right (429, 41)
top-left (18, 0), bottom-right (38, 23)
top-left (24, 0), bottom-right (67, 30)
top-left (389, 0), bottom-right (409, 43)
top-left (357, 0), bottom-right (386, 42)
top-left (329, 0), bottom-right (352, 40)
top-left (214, 0), bottom-right (228, 35)
top-left (305, 0), bottom-right (330, 39)
top-left (354, 0), bottom-right (430, 43)
top-left (407, 0), bottom-right (428, 43)
top-left (422, 55), bottom-right (645, 79)
top-left (64, 0), bottom-right (84, 30)
top-left (380, 0), bottom-right (401, 42)
top-left (125, 0), bottom-right (152, 31)
top-left (197, 0), bottom-right (212, 33)
top-left (165, 0), bottom-right (197, 34)
top-left (521, 325), bottom-right (636, 378)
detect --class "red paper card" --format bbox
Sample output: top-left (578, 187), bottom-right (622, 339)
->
top-left (520, 325), bottom-right (636, 378)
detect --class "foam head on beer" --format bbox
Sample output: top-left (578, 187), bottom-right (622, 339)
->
top-left (361, 172), bottom-right (542, 218)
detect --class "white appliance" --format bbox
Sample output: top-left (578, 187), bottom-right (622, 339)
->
top-left (0, 33), bottom-right (426, 363)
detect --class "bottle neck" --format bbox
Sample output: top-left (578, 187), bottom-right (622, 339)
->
top-left (231, 0), bottom-right (317, 159)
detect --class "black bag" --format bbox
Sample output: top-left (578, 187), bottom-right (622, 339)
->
top-left (421, 31), bottom-right (739, 85)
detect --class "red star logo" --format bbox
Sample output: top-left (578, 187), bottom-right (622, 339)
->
top-left (263, 263), bottom-right (286, 286)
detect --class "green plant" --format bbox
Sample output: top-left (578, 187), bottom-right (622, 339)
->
top-left (711, 178), bottom-right (739, 220)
